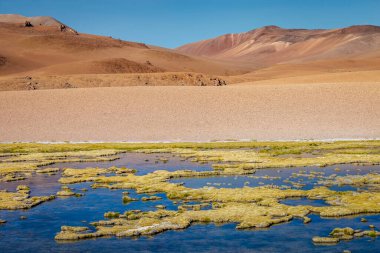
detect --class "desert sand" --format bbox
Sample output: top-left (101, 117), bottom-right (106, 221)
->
top-left (0, 15), bottom-right (379, 142)
top-left (1, 82), bottom-right (379, 142)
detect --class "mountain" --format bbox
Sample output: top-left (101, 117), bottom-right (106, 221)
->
top-left (0, 14), bottom-right (243, 90)
top-left (1, 15), bottom-right (379, 90)
top-left (0, 14), bottom-right (66, 27)
top-left (177, 25), bottom-right (380, 68)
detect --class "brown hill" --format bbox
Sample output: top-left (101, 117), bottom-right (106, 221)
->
top-left (0, 14), bottom-right (242, 89)
top-left (0, 14), bottom-right (65, 27)
top-left (177, 25), bottom-right (380, 68)
top-left (1, 15), bottom-right (379, 90)
top-left (225, 55), bottom-right (380, 84)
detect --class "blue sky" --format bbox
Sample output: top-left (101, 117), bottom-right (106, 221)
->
top-left (1, 0), bottom-right (379, 48)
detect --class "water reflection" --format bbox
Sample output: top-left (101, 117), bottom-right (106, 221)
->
top-left (1, 154), bottom-right (380, 252)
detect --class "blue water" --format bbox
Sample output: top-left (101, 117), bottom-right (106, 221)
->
top-left (1, 154), bottom-right (380, 252)
top-left (39, 152), bottom-right (213, 175)
top-left (171, 164), bottom-right (379, 191)
top-left (280, 198), bottom-right (329, 207)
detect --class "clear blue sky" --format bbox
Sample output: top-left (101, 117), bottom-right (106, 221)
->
top-left (1, 0), bottom-right (379, 48)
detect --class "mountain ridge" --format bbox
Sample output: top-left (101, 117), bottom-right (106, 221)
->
top-left (0, 14), bottom-right (67, 27)
top-left (1, 14), bottom-right (379, 90)
top-left (176, 25), bottom-right (380, 67)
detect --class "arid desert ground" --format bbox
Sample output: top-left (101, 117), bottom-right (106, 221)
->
top-left (1, 9), bottom-right (380, 253)
top-left (0, 14), bottom-right (379, 142)
top-left (1, 82), bottom-right (379, 142)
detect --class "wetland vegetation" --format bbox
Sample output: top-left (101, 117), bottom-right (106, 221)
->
top-left (1, 141), bottom-right (380, 252)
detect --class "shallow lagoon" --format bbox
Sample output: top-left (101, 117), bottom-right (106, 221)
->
top-left (1, 152), bottom-right (380, 252)
top-left (39, 152), bottom-right (213, 175)
top-left (170, 164), bottom-right (378, 191)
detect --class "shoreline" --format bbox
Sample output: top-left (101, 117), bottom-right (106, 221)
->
top-left (1, 138), bottom-right (380, 144)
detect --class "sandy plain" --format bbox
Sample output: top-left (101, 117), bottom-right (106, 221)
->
top-left (1, 82), bottom-right (379, 142)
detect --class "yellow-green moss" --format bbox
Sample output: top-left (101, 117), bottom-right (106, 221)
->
top-left (0, 189), bottom-right (55, 210)
top-left (2, 141), bottom-right (380, 241)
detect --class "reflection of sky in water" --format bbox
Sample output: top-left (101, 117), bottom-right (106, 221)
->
top-left (0, 154), bottom-right (380, 252)
top-left (39, 152), bottom-right (213, 175)
top-left (280, 198), bottom-right (329, 207)
top-left (171, 164), bottom-right (380, 191)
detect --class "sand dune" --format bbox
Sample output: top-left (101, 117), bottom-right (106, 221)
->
top-left (0, 83), bottom-right (379, 142)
